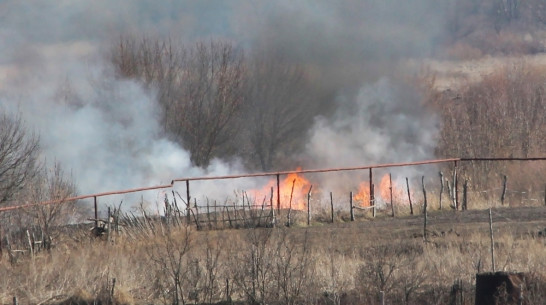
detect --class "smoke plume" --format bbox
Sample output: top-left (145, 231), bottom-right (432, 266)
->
top-left (0, 0), bottom-right (448, 207)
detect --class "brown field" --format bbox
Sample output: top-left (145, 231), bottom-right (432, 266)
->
top-left (2, 203), bottom-right (546, 305)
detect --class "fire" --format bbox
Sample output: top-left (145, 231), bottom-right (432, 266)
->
top-left (354, 174), bottom-right (406, 207)
top-left (251, 169), bottom-right (312, 210)
top-left (353, 182), bottom-right (371, 207)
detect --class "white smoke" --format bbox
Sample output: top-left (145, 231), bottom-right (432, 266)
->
top-left (304, 78), bottom-right (439, 195)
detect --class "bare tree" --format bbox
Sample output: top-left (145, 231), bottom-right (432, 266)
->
top-left (21, 162), bottom-right (78, 249)
top-left (242, 54), bottom-right (315, 171)
top-left (0, 111), bottom-right (40, 205)
top-left (111, 38), bottom-right (245, 167)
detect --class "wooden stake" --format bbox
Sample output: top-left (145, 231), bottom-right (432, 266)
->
top-left (270, 187), bottom-right (275, 227)
top-left (350, 191), bottom-right (354, 221)
top-left (439, 171), bottom-right (444, 210)
top-left (276, 174), bottom-right (281, 212)
top-left (330, 192), bottom-right (334, 223)
top-left (422, 176), bottom-right (428, 242)
top-left (94, 196), bottom-right (98, 228)
top-left (406, 178), bottom-right (413, 215)
top-left (26, 230), bottom-right (33, 259)
top-left (501, 175), bottom-right (507, 205)
top-left (372, 183), bottom-right (376, 218)
top-left (369, 168), bottom-right (373, 208)
top-left (287, 179), bottom-right (295, 227)
top-left (206, 199), bottom-right (211, 230)
top-left (307, 185), bottom-right (313, 226)
top-left (453, 161), bottom-right (459, 210)
top-left (489, 208), bottom-right (495, 272)
top-left (389, 173), bottom-right (394, 217)
top-left (186, 180), bottom-right (191, 225)
top-left (107, 207), bottom-right (111, 243)
top-left (463, 180), bottom-right (468, 210)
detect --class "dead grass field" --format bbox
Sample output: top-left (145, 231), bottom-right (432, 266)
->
top-left (1, 203), bottom-right (546, 305)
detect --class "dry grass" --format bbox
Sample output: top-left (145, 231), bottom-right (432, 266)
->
top-left (1, 203), bottom-right (546, 305)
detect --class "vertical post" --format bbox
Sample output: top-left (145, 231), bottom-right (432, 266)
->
top-left (207, 199), bottom-right (211, 230)
top-left (544, 184), bottom-right (546, 206)
top-left (107, 207), bottom-right (111, 243)
top-left (330, 192), bottom-right (334, 223)
top-left (94, 196), bottom-right (98, 228)
top-left (194, 199), bottom-right (200, 230)
top-left (439, 172), bottom-right (444, 210)
top-left (422, 176), bottom-right (428, 242)
top-left (369, 168), bottom-right (373, 208)
top-left (214, 201), bottom-right (218, 229)
top-left (406, 178), bottom-right (413, 215)
top-left (453, 161), bottom-right (459, 210)
top-left (380, 291), bottom-right (385, 305)
top-left (186, 180), bottom-right (191, 225)
top-left (489, 208), bottom-right (495, 272)
top-left (13, 296), bottom-right (17, 305)
top-left (287, 179), bottom-right (295, 228)
top-left (463, 180), bottom-right (468, 210)
top-left (371, 184), bottom-right (376, 218)
top-left (307, 186), bottom-right (313, 226)
top-left (390, 173), bottom-right (395, 217)
top-left (349, 191), bottom-right (354, 221)
top-left (501, 175), bottom-right (507, 205)
top-left (270, 187), bottom-right (275, 227)
top-left (26, 230), bottom-right (33, 259)
top-left (276, 174), bottom-right (281, 212)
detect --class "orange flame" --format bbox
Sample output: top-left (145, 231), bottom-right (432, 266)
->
top-left (251, 169), bottom-right (312, 210)
top-left (354, 174), bottom-right (406, 207)
top-left (354, 182), bottom-right (371, 207)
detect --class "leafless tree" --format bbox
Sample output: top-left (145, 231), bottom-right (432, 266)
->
top-left (21, 162), bottom-right (78, 249)
top-left (111, 38), bottom-right (245, 167)
top-left (242, 54), bottom-right (315, 171)
top-left (0, 111), bottom-right (40, 205)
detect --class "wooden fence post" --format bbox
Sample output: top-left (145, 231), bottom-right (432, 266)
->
top-left (330, 192), bottom-right (334, 223)
top-left (501, 175), bottom-right (507, 205)
top-left (406, 178), bottom-right (413, 215)
top-left (276, 174), bottom-right (281, 212)
top-left (390, 173), bottom-right (395, 217)
top-left (439, 171), bottom-right (444, 210)
top-left (422, 176), bottom-right (428, 242)
top-left (186, 180), bottom-right (191, 225)
top-left (489, 208), bottom-right (495, 272)
top-left (306, 191), bottom-right (310, 226)
top-left (94, 196), bottom-right (98, 228)
top-left (453, 161), bottom-right (459, 210)
top-left (350, 191), bottom-right (354, 221)
top-left (463, 180), bottom-right (468, 210)
top-left (369, 168), bottom-right (373, 208)
top-left (287, 179), bottom-right (295, 227)
top-left (372, 183), bottom-right (376, 218)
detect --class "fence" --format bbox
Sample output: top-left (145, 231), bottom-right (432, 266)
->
top-left (1, 157), bottom-right (546, 230)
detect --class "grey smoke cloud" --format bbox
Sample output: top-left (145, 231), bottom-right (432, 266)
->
top-left (0, 0), bottom-right (448, 206)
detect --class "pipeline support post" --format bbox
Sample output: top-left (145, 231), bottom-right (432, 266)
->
top-left (276, 174), bottom-right (281, 212)
top-left (94, 196), bottom-right (98, 228)
top-left (369, 168), bottom-right (373, 208)
top-left (454, 161), bottom-right (458, 210)
top-left (186, 180), bottom-right (191, 225)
